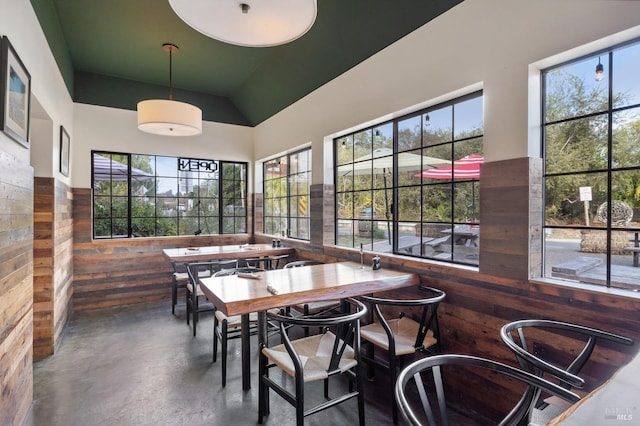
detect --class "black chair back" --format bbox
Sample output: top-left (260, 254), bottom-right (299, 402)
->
top-left (395, 354), bottom-right (580, 426)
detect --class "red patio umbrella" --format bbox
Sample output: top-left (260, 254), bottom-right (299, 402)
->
top-left (416, 154), bottom-right (483, 179)
top-left (415, 154), bottom-right (484, 222)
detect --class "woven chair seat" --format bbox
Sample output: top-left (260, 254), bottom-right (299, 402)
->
top-left (262, 331), bottom-right (357, 382)
top-left (361, 317), bottom-right (436, 356)
top-left (214, 311), bottom-right (259, 327)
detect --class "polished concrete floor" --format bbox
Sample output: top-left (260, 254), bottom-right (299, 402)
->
top-left (27, 299), bottom-right (405, 425)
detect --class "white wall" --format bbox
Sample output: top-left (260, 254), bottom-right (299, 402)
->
top-left (254, 0), bottom-right (640, 185)
top-left (0, 0), bottom-right (73, 179)
top-left (72, 104), bottom-right (255, 189)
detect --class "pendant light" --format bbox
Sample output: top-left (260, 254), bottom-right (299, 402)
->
top-left (595, 57), bottom-right (604, 82)
top-left (137, 43), bottom-right (202, 136)
top-left (168, 0), bottom-right (317, 47)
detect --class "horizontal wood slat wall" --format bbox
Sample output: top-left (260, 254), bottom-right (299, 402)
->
top-left (315, 245), bottom-right (639, 421)
top-left (33, 177), bottom-right (54, 357)
top-left (0, 150), bottom-right (34, 426)
top-left (53, 179), bottom-right (74, 353)
top-left (72, 188), bottom-right (253, 310)
top-left (33, 178), bottom-right (74, 358)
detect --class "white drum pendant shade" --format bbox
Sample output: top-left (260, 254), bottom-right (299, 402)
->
top-left (137, 99), bottom-right (202, 136)
top-left (168, 0), bottom-right (317, 47)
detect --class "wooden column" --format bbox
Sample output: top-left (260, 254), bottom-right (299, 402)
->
top-left (33, 178), bottom-right (74, 358)
top-left (479, 157), bottom-right (543, 280)
top-left (0, 150), bottom-right (33, 425)
top-left (310, 184), bottom-right (334, 248)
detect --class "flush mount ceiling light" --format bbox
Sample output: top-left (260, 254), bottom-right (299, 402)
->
top-left (168, 0), bottom-right (317, 47)
top-left (137, 43), bottom-right (202, 136)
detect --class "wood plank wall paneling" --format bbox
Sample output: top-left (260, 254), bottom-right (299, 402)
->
top-left (53, 180), bottom-right (74, 350)
top-left (253, 193), bottom-right (263, 235)
top-left (33, 178), bottom-right (74, 358)
top-left (480, 157), bottom-right (543, 280)
top-left (33, 177), bottom-right (54, 358)
top-left (310, 184), bottom-right (335, 248)
top-left (0, 150), bottom-right (34, 426)
top-left (71, 188), bottom-right (253, 310)
top-left (317, 245), bottom-right (639, 422)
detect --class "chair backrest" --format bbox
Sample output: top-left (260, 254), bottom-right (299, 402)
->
top-left (283, 260), bottom-right (322, 268)
top-left (500, 319), bottom-right (633, 389)
top-left (185, 261), bottom-right (215, 283)
top-left (360, 285), bottom-right (446, 354)
top-left (265, 298), bottom-right (367, 374)
top-left (395, 354), bottom-right (580, 426)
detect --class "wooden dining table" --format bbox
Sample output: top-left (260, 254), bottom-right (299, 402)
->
top-left (162, 243), bottom-right (294, 264)
top-left (549, 351), bottom-right (640, 425)
top-left (199, 261), bottom-right (420, 390)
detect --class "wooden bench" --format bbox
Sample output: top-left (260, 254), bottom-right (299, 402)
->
top-left (551, 257), bottom-right (602, 281)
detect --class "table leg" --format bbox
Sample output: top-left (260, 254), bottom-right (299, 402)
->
top-left (241, 313), bottom-right (250, 390)
top-left (257, 311), bottom-right (269, 412)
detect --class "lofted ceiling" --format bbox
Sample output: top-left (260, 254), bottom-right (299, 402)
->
top-left (31, 0), bottom-right (463, 126)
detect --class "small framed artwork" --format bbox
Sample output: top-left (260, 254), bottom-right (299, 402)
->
top-left (60, 126), bottom-right (70, 177)
top-left (0, 36), bottom-right (31, 148)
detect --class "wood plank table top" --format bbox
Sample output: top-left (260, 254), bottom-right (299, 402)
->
top-left (199, 261), bottom-right (420, 390)
top-left (199, 261), bottom-right (420, 316)
top-left (549, 351), bottom-right (639, 425)
top-left (162, 243), bottom-right (294, 264)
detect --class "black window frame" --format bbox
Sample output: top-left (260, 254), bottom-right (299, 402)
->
top-left (262, 147), bottom-right (312, 241)
top-left (91, 150), bottom-right (248, 239)
top-left (334, 91), bottom-right (483, 266)
top-left (541, 38), bottom-right (640, 289)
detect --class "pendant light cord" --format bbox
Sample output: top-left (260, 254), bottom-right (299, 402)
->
top-left (168, 47), bottom-right (174, 100)
top-left (163, 43), bottom-right (179, 101)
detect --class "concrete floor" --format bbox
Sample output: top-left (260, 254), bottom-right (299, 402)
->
top-left (27, 299), bottom-right (416, 426)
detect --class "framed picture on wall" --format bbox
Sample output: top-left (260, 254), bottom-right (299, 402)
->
top-left (60, 126), bottom-right (70, 177)
top-left (0, 36), bottom-right (31, 148)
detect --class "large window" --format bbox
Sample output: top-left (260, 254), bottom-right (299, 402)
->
top-left (92, 151), bottom-right (247, 238)
top-left (542, 40), bottom-right (640, 289)
top-left (335, 92), bottom-right (483, 266)
top-left (263, 148), bottom-right (311, 240)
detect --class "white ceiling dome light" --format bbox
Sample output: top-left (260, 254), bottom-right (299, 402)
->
top-left (168, 0), bottom-right (317, 48)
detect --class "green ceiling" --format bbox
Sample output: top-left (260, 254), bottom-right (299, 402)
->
top-left (31, 0), bottom-right (463, 126)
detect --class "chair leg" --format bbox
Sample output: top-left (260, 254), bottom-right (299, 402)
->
top-left (295, 375), bottom-right (304, 426)
top-left (258, 344), bottom-right (269, 423)
top-left (213, 317), bottom-right (219, 363)
top-left (171, 280), bottom-right (177, 314)
top-left (324, 378), bottom-right (329, 399)
top-left (221, 320), bottom-right (228, 387)
top-left (186, 292), bottom-right (191, 325)
top-left (356, 365), bottom-right (366, 426)
top-left (192, 295), bottom-right (198, 337)
top-left (390, 354), bottom-right (398, 425)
